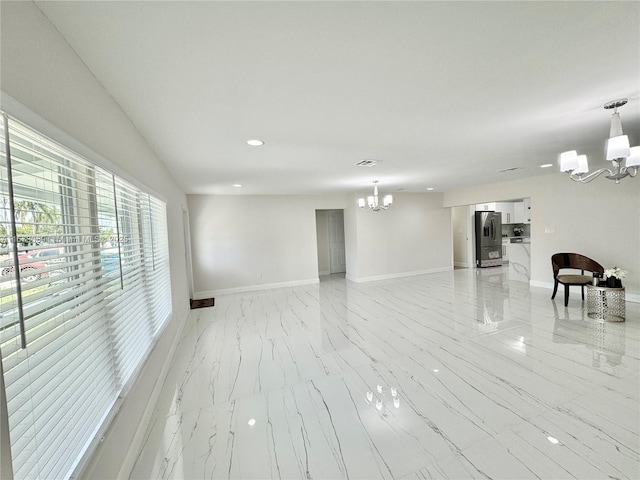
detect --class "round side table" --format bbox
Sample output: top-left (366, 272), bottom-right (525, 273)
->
top-left (587, 285), bottom-right (625, 322)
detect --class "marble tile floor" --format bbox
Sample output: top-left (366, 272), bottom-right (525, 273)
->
top-left (130, 267), bottom-right (639, 479)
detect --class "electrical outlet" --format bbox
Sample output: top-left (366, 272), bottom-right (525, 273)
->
top-left (545, 227), bottom-right (555, 234)
top-left (256, 273), bottom-right (262, 279)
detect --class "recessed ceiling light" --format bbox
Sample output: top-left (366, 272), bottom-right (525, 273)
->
top-left (247, 139), bottom-right (264, 146)
top-left (426, 187), bottom-right (434, 191)
top-left (547, 436), bottom-right (559, 444)
top-left (540, 163), bottom-right (553, 168)
top-left (232, 184), bottom-right (242, 188)
top-left (248, 419), bottom-right (256, 426)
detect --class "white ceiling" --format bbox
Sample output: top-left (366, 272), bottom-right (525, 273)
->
top-left (35, 1), bottom-right (639, 196)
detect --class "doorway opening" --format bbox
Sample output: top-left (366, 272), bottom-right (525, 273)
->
top-left (315, 209), bottom-right (346, 276)
top-left (452, 205), bottom-right (474, 268)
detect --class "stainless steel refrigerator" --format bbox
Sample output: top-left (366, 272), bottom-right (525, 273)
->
top-left (475, 211), bottom-right (502, 267)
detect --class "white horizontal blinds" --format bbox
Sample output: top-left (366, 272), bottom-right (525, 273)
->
top-left (0, 114), bottom-right (174, 480)
top-left (0, 118), bottom-right (120, 479)
top-left (110, 177), bottom-right (153, 386)
top-left (0, 117), bottom-right (37, 477)
top-left (147, 197), bottom-right (172, 333)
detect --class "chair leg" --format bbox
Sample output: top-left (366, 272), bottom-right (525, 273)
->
top-left (564, 284), bottom-right (569, 307)
top-left (551, 280), bottom-right (558, 299)
top-left (581, 285), bottom-right (585, 301)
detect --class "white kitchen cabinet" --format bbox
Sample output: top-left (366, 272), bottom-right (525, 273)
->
top-left (509, 199), bottom-right (532, 224)
top-left (476, 201), bottom-right (525, 224)
top-left (513, 201), bottom-right (525, 223)
top-left (475, 202), bottom-right (496, 212)
top-left (495, 202), bottom-right (515, 224)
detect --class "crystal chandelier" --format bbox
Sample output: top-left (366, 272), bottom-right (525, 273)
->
top-left (358, 181), bottom-right (393, 211)
top-left (560, 98), bottom-right (639, 184)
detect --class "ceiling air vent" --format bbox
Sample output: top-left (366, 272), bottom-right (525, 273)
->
top-left (354, 159), bottom-right (380, 167)
top-left (497, 167), bottom-right (522, 173)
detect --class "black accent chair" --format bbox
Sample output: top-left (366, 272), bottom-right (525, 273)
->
top-left (551, 253), bottom-right (604, 307)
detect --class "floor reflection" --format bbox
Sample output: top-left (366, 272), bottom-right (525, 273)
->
top-left (552, 300), bottom-right (626, 370)
top-left (319, 274), bottom-right (350, 353)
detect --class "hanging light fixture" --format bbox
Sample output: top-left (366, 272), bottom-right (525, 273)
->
top-left (559, 98), bottom-right (639, 184)
top-left (358, 181), bottom-right (393, 211)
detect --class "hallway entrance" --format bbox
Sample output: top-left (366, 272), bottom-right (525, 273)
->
top-left (315, 209), bottom-right (346, 275)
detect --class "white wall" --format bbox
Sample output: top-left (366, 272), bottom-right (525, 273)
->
top-left (444, 172), bottom-right (640, 301)
top-left (189, 192), bottom-right (453, 292)
top-left (352, 193), bottom-right (452, 281)
top-left (344, 197), bottom-right (360, 279)
top-left (1, 2), bottom-right (191, 478)
top-left (188, 195), bottom-right (348, 296)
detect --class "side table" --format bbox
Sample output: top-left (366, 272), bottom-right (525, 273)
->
top-left (587, 285), bottom-right (625, 322)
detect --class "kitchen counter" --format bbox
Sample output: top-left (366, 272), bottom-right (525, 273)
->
top-left (509, 242), bottom-right (531, 283)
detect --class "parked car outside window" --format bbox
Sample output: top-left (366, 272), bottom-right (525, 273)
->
top-left (0, 253), bottom-right (49, 282)
top-left (26, 248), bottom-right (65, 263)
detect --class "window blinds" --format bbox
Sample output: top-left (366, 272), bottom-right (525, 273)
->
top-left (0, 114), bottom-right (172, 479)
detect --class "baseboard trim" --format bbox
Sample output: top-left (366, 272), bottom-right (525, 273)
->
top-left (454, 262), bottom-right (474, 268)
top-left (196, 278), bottom-right (320, 297)
top-left (347, 267), bottom-right (453, 284)
top-left (530, 280), bottom-right (554, 290)
top-left (530, 279), bottom-right (639, 303)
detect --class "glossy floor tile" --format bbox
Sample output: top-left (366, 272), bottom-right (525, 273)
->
top-left (130, 268), bottom-right (640, 479)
